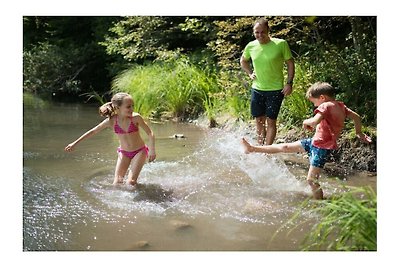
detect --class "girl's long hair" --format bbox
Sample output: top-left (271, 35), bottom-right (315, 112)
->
top-left (98, 92), bottom-right (132, 118)
top-left (98, 101), bottom-right (115, 118)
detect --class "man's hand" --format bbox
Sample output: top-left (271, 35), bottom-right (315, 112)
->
top-left (282, 84), bottom-right (293, 96)
top-left (249, 72), bottom-right (256, 80)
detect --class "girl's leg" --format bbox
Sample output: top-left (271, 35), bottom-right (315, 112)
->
top-left (113, 153), bottom-right (131, 185)
top-left (126, 150), bottom-right (148, 186)
top-left (242, 138), bottom-right (305, 154)
top-left (306, 165), bottom-right (323, 200)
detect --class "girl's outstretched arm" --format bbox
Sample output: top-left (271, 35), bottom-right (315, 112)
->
top-left (65, 118), bottom-right (111, 152)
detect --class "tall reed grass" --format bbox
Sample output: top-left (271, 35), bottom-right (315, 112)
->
top-left (284, 186), bottom-right (377, 251)
top-left (111, 57), bottom-right (219, 122)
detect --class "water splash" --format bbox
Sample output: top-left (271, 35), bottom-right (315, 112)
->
top-left (85, 129), bottom-right (309, 224)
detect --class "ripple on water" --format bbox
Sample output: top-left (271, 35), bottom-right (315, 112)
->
top-left (23, 169), bottom-right (135, 251)
top-left (23, 128), bottom-right (317, 251)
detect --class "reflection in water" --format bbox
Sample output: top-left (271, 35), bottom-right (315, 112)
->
top-left (23, 100), bottom-right (374, 251)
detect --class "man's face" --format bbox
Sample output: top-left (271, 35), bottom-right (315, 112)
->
top-left (253, 23), bottom-right (269, 44)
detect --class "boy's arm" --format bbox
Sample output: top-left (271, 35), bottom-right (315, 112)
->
top-left (346, 109), bottom-right (372, 143)
top-left (65, 118), bottom-right (110, 152)
top-left (303, 113), bottom-right (324, 131)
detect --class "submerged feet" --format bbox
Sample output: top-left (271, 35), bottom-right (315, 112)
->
top-left (112, 178), bottom-right (137, 187)
top-left (127, 179), bottom-right (138, 186)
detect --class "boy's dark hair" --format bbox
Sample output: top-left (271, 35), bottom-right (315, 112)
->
top-left (306, 82), bottom-right (336, 98)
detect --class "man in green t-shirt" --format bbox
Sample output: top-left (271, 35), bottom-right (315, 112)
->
top-left (240, 18), bottom-right (295, 145)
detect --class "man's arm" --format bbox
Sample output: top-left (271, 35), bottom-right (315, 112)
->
top-left (282, 58), bottom-right (295, 96)
top-left (240, 56), bottom-right (256, 80)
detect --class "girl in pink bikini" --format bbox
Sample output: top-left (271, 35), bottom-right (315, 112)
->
top-left (65, 92), bottom-right (156, 186)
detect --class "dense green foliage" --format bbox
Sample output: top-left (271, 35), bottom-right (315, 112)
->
top-left (23, 42), bottom-right (82, 96)
top-left (23, 16), bottom-right (376, 126)
top-left (23, 17), bottom-right (119, 100)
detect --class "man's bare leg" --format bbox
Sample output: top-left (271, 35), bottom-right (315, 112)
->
top-left (255, 116), bottom-right (266, 145)
top-left (265, 117), bottom-right (277, 145)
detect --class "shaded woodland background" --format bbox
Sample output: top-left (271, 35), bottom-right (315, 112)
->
top-left (23, 16), bottom-right (376, 126)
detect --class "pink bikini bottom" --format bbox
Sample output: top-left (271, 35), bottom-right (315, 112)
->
top-left (117, 145), bottom-right (149, 159)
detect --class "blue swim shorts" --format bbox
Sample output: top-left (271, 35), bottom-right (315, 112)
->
top-left (250, 89), bottom-right (284, 119)
top-left (300, 138), bottom-right (332, 168)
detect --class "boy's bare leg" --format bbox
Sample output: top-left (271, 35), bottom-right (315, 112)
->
top-left (307, 165), bottom-right (323, 200)
top-left (241, 138), bottom-right (255, 154)
top-left (241, 138), bottom-right (304, 154)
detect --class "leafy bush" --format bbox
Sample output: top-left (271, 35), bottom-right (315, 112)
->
top-left (305, 42), bottom-right (376, 125)
top-left (25, 16), bottom-right (376, 129)
top-left (279, 59), bottom-right (315, 125)
top-left (23, 42), bottom-right (83, 97)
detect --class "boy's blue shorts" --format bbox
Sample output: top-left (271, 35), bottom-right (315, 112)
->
top-left (250, 89), bottom-right (284, 119)
top-left (300, 138), bottom-right (332, 168)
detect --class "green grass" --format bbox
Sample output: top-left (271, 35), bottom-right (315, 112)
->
top-left (283, 186), bottom-right (377, 251)
top-left (111, 57), bottom-right (219, 121)
top-left (110, 53), bottom-right (375, 131)
top-left (279, 59), bottom-right (316, 125)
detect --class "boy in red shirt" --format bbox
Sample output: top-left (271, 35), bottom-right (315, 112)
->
top-left (241, 82), bottom-right (372, 199)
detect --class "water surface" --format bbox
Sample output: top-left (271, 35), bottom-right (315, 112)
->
top-left (23, 99), bottom-right (375, 251)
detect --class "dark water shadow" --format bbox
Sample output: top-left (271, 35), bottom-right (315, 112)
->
top-left (133, 183), bottom-right (174, 203)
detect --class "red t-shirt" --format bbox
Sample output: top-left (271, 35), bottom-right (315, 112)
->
top-left (312, 101), bottom-right (351, 149)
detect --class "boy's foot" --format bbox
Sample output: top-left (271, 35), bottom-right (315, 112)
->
top-left (241, 138), bottom-right (254, 154)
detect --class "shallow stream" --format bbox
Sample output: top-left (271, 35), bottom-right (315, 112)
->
top-left (23, 99), bottom-right (376, 251)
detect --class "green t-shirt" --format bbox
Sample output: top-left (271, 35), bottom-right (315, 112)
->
top-left (243, 38), bottom-right (293, 91)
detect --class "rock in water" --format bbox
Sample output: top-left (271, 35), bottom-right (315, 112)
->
top-left (170, 134), bottom-right (186, 139)
top-left (133, 240), bottom-right (150, 249)
top-left (170, 220), bottom-right (192, 230)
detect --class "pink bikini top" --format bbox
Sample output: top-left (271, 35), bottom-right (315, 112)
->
top-left (114, 116), bottom-right (138, 134)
